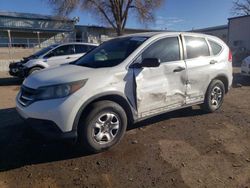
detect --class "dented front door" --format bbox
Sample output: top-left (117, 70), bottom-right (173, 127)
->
top-left (134, 36), bottom-right (188, 118)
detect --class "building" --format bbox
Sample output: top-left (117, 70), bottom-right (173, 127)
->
top-left (0, 11), bottom-right (75, 48)
top-left (75, 25), bottom-right (162, 44)
top-left (228, 15), bottom-right (250, 52)
top-left (0, 11), bottom-right (162, 48)
top-left (191, 25), bottom-right (228, 43)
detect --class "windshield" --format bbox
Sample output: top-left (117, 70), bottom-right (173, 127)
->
top-left (32, 44), bottom-right (59, 58)
top-left (75, 36), bottom-right (148, 68)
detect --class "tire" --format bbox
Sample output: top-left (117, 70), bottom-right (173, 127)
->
top-left (78, 100), bottom-right (127, 153)
top-left (201, 79), bottom-right (225, 113)
top-left (28, 67), bottom-right (42, 76)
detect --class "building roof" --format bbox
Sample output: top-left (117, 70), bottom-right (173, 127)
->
top-left (0, 11), bottom-right (75, 32)
top-left (75, 25), bottom-right (164, 32)
top-left (228, 14), bottom-right (250, 20)
top-left (191, 25), bottom-right (228, 32)
top-left (0, 11), bottom-right (73, 22)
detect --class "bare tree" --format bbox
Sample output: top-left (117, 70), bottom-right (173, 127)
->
top-left (47, 0), bottom-right (164, 35)
top-left (232, 0), bottom-right (250, 16)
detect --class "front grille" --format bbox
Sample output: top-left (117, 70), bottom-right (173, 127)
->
top-left (18, 86), bottom-right (37, 106)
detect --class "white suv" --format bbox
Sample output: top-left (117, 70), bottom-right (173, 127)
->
top-left (9, 42), bottom-right (98, 78)
top-left (16, 32), bottom-right (233, 152)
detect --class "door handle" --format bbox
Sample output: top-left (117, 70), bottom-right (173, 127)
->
top-left (210, 60), bottom-right (218, 64)
top-left (66, 57), bottom-right (71, 59)
top-left (173, 67), bottom-right (186, 72)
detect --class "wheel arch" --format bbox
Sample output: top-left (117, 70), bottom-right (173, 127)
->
top-left (30, 65), bottom-right (45, 69)
top-left (72, 92), bottom-right (136, 133)
top-left (213, 74), bottom-right (229, 93)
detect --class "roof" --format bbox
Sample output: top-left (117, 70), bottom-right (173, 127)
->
top-left (0, 11), bottom-right (73, 22)
top-left (119, 31), bottom-right (215, 39)
top-left (191, 25), bottom-right (228, 32)
top-left (228, 14), bottom-right (250, 20)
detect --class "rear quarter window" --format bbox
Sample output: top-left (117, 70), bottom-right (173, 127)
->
top-left (75, 45), bottom-right (88, 54)
top-left (88, 45), bottom-right (96, 51)
top-left (208, 40), bottom-right (222, 55)
top-left (185, 36), bottom-right (210, 59)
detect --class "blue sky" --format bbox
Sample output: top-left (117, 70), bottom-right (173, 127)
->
top-left (0, 0), bottom-right (234, 31)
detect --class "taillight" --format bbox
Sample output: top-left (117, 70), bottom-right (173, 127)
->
top-left (228, 50), bottom-right (232, 62)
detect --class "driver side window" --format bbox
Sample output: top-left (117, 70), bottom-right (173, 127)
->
top-left (46, 45), bottom-right (75, 58)
top-left (141, 37), bottom-right (180, 63)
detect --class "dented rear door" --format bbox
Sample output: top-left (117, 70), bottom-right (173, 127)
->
top-left (182, 35), bottom-right (213, 104)
top-left (134, 36), bottom-right (188, 118)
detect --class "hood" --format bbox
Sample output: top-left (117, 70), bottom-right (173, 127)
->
top-left (23, 58), bottom-right (45, 68)
top-left (19, 55), bottom-right (38, 64)
top-left (24, 55), bottom-right (38, 60)
top-left (23, 64), bottom-right (99, 89)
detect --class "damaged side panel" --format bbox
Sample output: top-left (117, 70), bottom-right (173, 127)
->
top-left (105, 68), bottom-right (138, 114)
top-left (134, 62), bottom-right (188, 118)
top-left (184, 57), bottom-right (216, 104)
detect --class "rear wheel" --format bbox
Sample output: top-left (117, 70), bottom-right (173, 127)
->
top-left (202, 80), bottom-right (225, 113)
top-left (78, 100), bottom-right (127, 153)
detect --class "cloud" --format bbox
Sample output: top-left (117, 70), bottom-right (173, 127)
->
top-left (153, 16), bottom-right (184, 30)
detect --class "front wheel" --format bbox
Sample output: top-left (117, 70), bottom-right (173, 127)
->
top-left (78, 100), bottom-right (127, 153)
top-left (201, 80), bottom-right (225, 113)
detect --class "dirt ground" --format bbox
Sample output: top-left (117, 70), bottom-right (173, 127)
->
top-left (0, 68), bottom-right (250, 188)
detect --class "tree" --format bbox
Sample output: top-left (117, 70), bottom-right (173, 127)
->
top-left (232, 0), bottom-right (250, 16)
top-left (47, 0), bottom-right (164, 36)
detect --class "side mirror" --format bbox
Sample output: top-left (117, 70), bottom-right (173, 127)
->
top-left (130, 58), bottom-right (160, 68)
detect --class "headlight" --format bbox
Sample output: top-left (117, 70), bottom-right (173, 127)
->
top-left (36, 79), bottom-right (87, 100)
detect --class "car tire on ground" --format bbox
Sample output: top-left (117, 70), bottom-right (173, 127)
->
top-left (201, 79), bottom-right (225, 113)
top-left (78, 100), bottom-right (127, 153)
top-left (28, 67), bottom-right (42, 76)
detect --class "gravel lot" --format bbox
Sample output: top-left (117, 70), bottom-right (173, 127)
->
top-left (0, 68), bottom-right (250, 188)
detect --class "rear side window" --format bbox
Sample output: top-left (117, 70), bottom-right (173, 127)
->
top-left (142, 37), bottom-right (180, 63)
top-left (75, 45), bottom-right (88, 54)
top-left (208, 40), bottom-right (222, 55)
top-left (48, 45), bottom-right (75, 57)
top-left (87, 45), bottom-right (96, 51)
top-left (185, 36), bottom-right (210, 59)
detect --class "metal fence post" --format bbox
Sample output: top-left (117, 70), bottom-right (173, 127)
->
top-left (7, 30), bottom-right (12, 60)
top-left (37, 31), bottom-right (41, 48)
top-left (27, 38), bottom-right (30, 48)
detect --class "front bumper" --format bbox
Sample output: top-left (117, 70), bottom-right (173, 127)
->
top-left (16, 90), bottom-right (83, 137)
top-left (9, 62), bottom-right (28, 78)
top-left (25, 118), bottom-right (77, 140)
